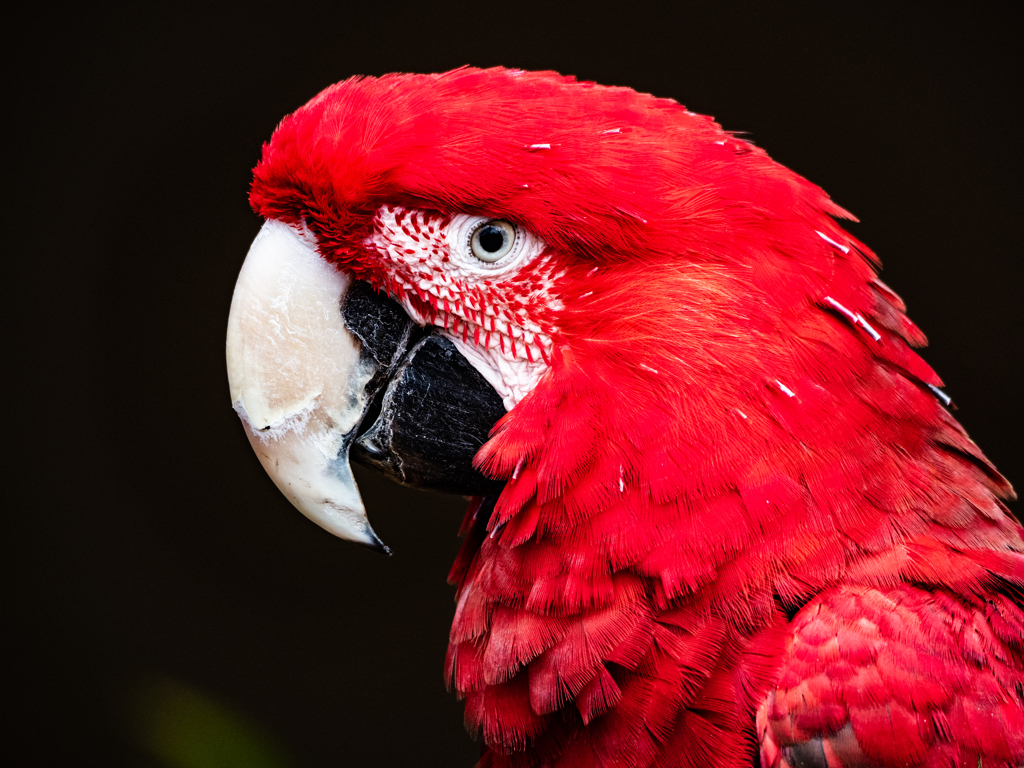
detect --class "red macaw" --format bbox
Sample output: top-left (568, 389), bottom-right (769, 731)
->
top-left (226, 68), bottom-right (1024, 767)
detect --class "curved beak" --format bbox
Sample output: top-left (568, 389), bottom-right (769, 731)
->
top-left (226, 220), bottom-right (506, 552)
top-left (226, 220), bottom-right (390, 551)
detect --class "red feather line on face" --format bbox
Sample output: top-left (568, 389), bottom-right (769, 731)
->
top-left (364, 204), bottom-right (559, 380)
top-left (250, 68), bottom-right (1023, 768)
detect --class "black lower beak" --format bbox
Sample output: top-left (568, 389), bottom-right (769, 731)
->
top-left (343, 282), bottom-right (507, 497)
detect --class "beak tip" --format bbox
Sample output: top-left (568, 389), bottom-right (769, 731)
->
top-left (354, 525), bottom-right (393, 555)
top-left (369, 539), bottom-right (394, 556)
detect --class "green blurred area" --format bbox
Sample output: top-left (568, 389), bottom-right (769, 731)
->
top-left (128, 675), bottom-right (294, 768)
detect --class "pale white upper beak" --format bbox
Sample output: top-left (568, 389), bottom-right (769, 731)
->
top-left (226, 220), bottom-right (387, 551)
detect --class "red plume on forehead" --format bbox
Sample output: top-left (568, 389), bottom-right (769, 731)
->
top-left (250, 67), bottom-right (846, 262)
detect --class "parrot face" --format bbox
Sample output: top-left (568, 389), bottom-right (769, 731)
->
top-left (361, 204), bottom-right (558, 408)
top-left (227, 205), bottom-right (563, 548)
top-left (226, 200), bottom-right (558, 546)
top-left (228, 69), bottom-right (1024, 767)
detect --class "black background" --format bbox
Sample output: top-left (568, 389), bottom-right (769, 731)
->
top-left (10, 3), bottom-right (1021, 766)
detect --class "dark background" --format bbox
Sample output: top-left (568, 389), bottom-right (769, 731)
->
top-left (10, 3), bottom-right (1021, 766)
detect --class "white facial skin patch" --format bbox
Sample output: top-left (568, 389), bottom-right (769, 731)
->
top-left (364, 205), bottom-right (561, 409)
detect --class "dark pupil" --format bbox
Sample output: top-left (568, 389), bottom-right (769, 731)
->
top-left (478, 225), bottom-right (506, 253)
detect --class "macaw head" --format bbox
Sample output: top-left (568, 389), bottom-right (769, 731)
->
top-left (225, 67), bottom-right (1023, 767)
top-left (226, 66), bottom-right (945, 556)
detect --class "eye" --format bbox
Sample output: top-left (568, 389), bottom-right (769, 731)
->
top-left (470, 220), bottom-right (516, 263)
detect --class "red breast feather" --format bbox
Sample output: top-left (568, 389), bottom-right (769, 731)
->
top-left (250, 68), bottom-right (1023, 768)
